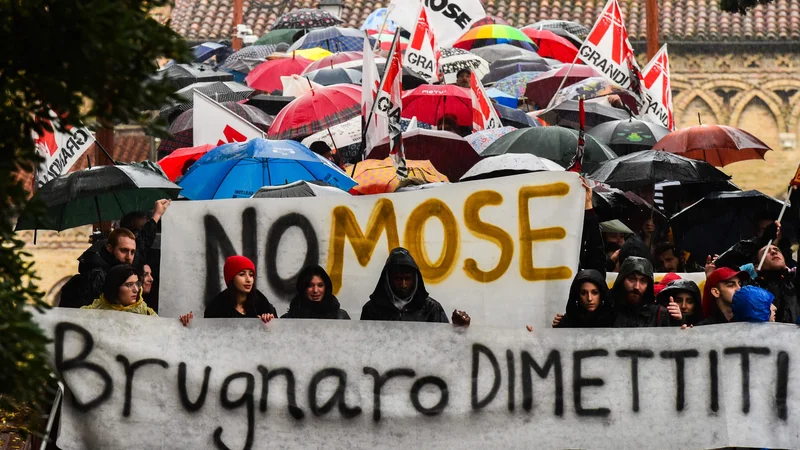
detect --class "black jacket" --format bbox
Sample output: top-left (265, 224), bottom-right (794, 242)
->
top-left (282, 266), bottom-right (350, 320)
top-left (60, 244), bottom-right (125, 308)
top-left (580, 210), bottom-right (607, 277)
top-left (204, 288), bottom-right (278, 318)
top-left (360, 248), bottom-right (449, 323)
top-left (753, 270), bottom-right (799, 324)
top-left (556, 269), bottom-right (614, 328)
top-left (656, 279), bottom-right (703, 326)
top-left (611, 257), bottom-right (678, 327)
top-left (134, 218), bottom-right (158, 267)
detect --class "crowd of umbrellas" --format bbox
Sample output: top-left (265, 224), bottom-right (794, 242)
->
top-left (17, 7), bottom-right (784, 267)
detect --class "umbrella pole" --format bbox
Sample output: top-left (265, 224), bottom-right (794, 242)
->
top-left (756, 186), bottom-right (792, 271)
top-left (373, 5), bottom-right (394, 51)
top-left (545, 50), bottom-right (582, 109)
top-left (94, 196), bottom-right (106, 239)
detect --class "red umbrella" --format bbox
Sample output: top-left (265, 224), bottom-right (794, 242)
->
top-left (471, 15), bottom-right (510, 28)
top-left (303, 51), bottom-right (365, 73)
top-left (368, 129), bottom-right (481, 180)
top-left (268, 84), bottom-right (361, 140)
top-left (158, 144), bottom-right (215, 181)
top-left (520, 28), bottom-right (578, 64)
top-left (402, 84), bottom-right (472, 128)
top-left (245, 55), bottom-right (313, 93)
top-left (524, 65), bottom-right (600, 109)
top-left (653, 125), bottom-right (772, 167)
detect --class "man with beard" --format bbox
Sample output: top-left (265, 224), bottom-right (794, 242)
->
top-left (753, 244), bottom-right (799, 323)
top-left (611, 256), bottom-right (682, 327)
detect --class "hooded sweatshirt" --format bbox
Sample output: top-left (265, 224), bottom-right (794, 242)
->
top-left (656, 279), bottom-right (703, 326)
top-left (282, 265), bottom-right (350, 320)
top-left (611, 256), bottom-right (677, 327)
top-left (360, 248), bottom-right (449, 323)
top-left (556, 269), bottom-right (614, 328)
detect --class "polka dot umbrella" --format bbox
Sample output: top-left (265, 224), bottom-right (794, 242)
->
top-left (272, 8), bottom-right (343, 30)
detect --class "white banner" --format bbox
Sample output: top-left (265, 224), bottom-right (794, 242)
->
top-left (192, 92), bottom-right (265, 147)
top-left (388, 0), bottom-right (486, 46)
top-left (37, 308), bottom-right (800, 450)
top-left (160, 172), bottom-right (585, 328)
top-left (32, 113), bottom-right (95, 188)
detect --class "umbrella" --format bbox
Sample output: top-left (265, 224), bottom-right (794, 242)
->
top-left (245, 94), bottom-right (295, 115)
top-left (373, 30), bottom-right (410, 52)
top-left (524, 65), bottom-right (601, 109)
top-left (653, 124), bottom-right (772, 167)
top-left (220, 58), bottom-right (266, 82)
top-left (178, 138), bottom-right (356, 200)
top-left (438, 48), bottom-right (490, 84)
top-left (272, 9), bottom-right (343, 30)
top-left (361, 8), bottom-right (398, 32)
top-left (374, 62), bottom-right (427, 89)
top-left (671, 190), bottom-right (785, 262)
top-left (159, 81), bottom-right (256, 122)
top-left (16, 165), bottom-right (182, 232)
top-left (157, 101), bottom-right (273, 156)
top-left (303, 51), bottom-right (378, 72)
top-left (460, 153), bottom-right (563, 181)
top-left (550, 77), bottom-right (639, 113)
top-left (483, 127), bottom-right (617, 172)
top-left (222, 45), bottom-right (278, 66)
top-left (486, 88), bottom-right (518, 108)
top-left (482, 62), bottom-right (551, 84)
top-left (588, 119), bottom-right (671, 156)
top-left (303, 68), bottom-right (362, 86)
top-left (453, 25), bottom-right (538, 51)
top-left (153, 63), bottom-right (234, 89)
top-left (470, 15), bottom-right (510, 27)
top-left (268, 84), bottom-right (361, 140)
top-left (193, 42), bottom-right (233, 63)
top-left (525, 20), bottom-right (588, 47)
top-left (538, 99), bottom-right (632, 130)
top-left (368, 129), bottom-right (481, 180)
top-left (252, 180), bottom-right (349, 198)
top-left (402, 84), bottom-right (472, 128)
top-left (346, 157), bottom-right (449, 195)
top-left (157, 144), bottom-right (216, 181)
top-left (465, 126), bottom-right (518, 152)
top-left (590, 183), bottom-right (666, 228)
top-left (492, 72), bottom-right (544, 97)
top-left (245, 55), bottom-right (313, 93)
top-left (300, 116), bottom-right (363, 164)
top-left (271, 48), bottom-right (333, 61)
top-left (469, 44), bottom-right (541, 64)
top-left (254, 29), bottom-right (304, 46)
top-left (520, 28), bottom-right (578, 63)
top-left (400, 117), bottom-right (434, 131)
top-left (600, 219), bottom-right (635, 235)
top-left (494, 103), bottom-right (540, 128)
top-left (288, 27), bottom-right (375, 52)
top-left (587, 150), bottom-right (732, 191)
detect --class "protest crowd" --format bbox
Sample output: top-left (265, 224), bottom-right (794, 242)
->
top-left (18, 0), bottom-right (800, 447)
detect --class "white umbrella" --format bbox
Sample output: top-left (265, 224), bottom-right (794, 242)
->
top-left (251, 180), bottom-right (349, 198)
top-left (459, 153), bottom-right (563, 181)
top-left (438, 48), bottom-right (490, 84)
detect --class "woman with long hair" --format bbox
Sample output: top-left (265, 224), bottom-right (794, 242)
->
top-left (282, 265), bottom-right (349, 320)
top-left (204, 256), bottom-right (277, 322)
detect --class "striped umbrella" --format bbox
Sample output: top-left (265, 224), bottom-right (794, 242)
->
top-left (268, 84), bottom-right (361, 140)
top-left (453, 25), bottom-right (537, 51)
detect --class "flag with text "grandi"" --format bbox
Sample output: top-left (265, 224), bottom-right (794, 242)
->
top-left (403, 5), bottom-right (440, 83)
top-left (374, 32), bottom-right (408, 178)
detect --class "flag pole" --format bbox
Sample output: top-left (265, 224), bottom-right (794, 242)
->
top-left (362, 29), bottom-right (401, 158)
top-left (757, 186), bottom-right (793, 271)
top-left (373, 4), bottom-right (395, 51)
top-left (545, 51), bottom-right (582, 109)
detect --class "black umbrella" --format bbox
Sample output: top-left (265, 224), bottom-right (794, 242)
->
top-left (587, 150), bottom-right (732, 191)
top-left (670, 190), bottom-right (786, 263)
top-left (16, 164), bottom-right (182, 232)
top-left (591, 183), bottom-right (666, 231)
top-left (246, 94), bottom-right (295, 115)
top-left (153, 63), bottom-right (233, 89)
top-left (482, 61), bottom-right (552, 84)
top-left (493, 104), bottom-right (539, 128)
top-left (374, 63), bottom-right (427, 89)
top-left (470, 44), bottom-right (540, 64)
top-left (538, 100), bottom-right (631, 130)
top-left (588, 119), bottom-right (670, 156)
top-left (303, 68), bottom-right (362, 86)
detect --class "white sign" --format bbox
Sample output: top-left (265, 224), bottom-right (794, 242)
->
top-left (160, 172), bottom-right (585, 328)
top-left (301, 116), bottom-right (362, 149)
top-left (388, 0), bottom-right (486, 47)
top-left (37, 308), bottom-right (800, 450)
top-left (192, 91), bottom-right (265, 147)
top-left (32, 113), bottom-right (95, 188)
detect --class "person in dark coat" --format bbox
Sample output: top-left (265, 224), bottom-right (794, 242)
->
top-left (752, 244), bottom-right (800, 324)
top-left (554, 269), bottom-right (614, 328)
top-left (282, 265), bottom-right (350, 320)
top-left (697, 267), bottom-right (747, 326)
top-left (204, 256), bottom-right (277, 321)
top-left (580, 180), bottom-right (607, 276)
top-left (611, 256), bottom-right (682, 327)
top-left (657, 278), bottom-right (703, 326)
top-left (361, 247), bottom-right (459, 323)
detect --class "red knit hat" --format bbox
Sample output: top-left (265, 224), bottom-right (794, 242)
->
top-left (702, 267), bottom-right (749, 318)
top-left (654, 272), bottom-right (682, 296)
top-left (224, 256), bottom-right (255, 286)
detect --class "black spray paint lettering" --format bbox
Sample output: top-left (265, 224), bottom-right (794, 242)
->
top-left (257, 366), bottom-right (305, 420)
top-left (660, 350), bottom-right (700, 412)
top-left (214, 372), bottom-right (255, 450)
top-left (265, 213), bottom-right (319, 298)
top-left (422, 0), bottom-right (472, 29)
top-left (724, 347), bottom-right (771, 414)
top-left (615, 349), bottom-right (653, 413)
top-left (203, 208), bottom-right (257, 305)
top-left (573, 349), bottom-right (611, 417)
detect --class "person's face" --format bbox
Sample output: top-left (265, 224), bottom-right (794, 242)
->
top-left (390, 268), bottom-right (415, 298)
top-left (579, 281), bottom-right (601, 312)
top-left (770, 303), bottom-right (777, 322)
top-left (232, 269), bottom-right (254, 294)
top-left (758, 245), bottom-right (786, 271)
top-left (118, 275), bottom-right (140, 306)
top-left (623, 272), bottom-right (649, 305)
top-left (142, 265), bottom-right (154, 295)
top-left (109, 236), bottom-right (136, 265)
top-left (658, 249), bottom-right (680, 272)
top-left (457, 72), bottom-right (470, 87)
top-left (306, 275), bottom-right (325, 302)
top-left (604, 232), bottom-right (625, 247)
top-left (711, 276), bottom-right (741, 305)
top-left (674, 291), bottom-right (696, 317)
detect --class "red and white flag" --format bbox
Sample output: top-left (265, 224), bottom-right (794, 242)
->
top-left (32, 111), bottom-right (96, 188)
top-left (641, 44), bottom-right (675, 130)
top-left (375, 32), bottom-right (408, 178)
top-left (193, 91), bottom-right (264, 147)
top-left (402, 6), bottom-right (439, 83)
top-left (469, 69), bottom-right (502, 132)
top-left (361, 32), bottom-right (388, 157)
top-left (567, 97), bottom-right (586, 173)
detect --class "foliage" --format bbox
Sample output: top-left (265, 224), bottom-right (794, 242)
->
top-left (0, 0), bottom-right (188, 435)
top-left (719, 0), bottom-right (775, 14)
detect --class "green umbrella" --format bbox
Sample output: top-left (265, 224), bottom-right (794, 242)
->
top-left (16, 164), bottom-right (182, 232)
top-left (481, 126), bottom-right (617, 173)
top-left (254, 28), bottom-right (303, 46)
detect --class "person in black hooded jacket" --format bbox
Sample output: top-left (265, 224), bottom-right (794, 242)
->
top-left (555, 269), bottom-right (614, 328)
top-left (282, 265), bottom-right (350, 320)
top-left (360, 247), bottom-right (450, 323)
top-left (656, 279), bottom-right (703, 326)
top-left (611, 256), bottom-right (682, 327)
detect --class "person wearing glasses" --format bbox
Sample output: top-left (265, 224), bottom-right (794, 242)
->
top-left (81, 264), bottom-right (157, 315)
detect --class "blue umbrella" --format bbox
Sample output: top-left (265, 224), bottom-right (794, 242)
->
top-left (486, 88), bottom-right (518, 108)
top-left (361, 8), bottom-right (397, 32)
top-left (178, 138), bottom-right (357, 199)
top-left (192, 42), bottom-right (233, 63)
top-left (288, 27), bottom-right (374, 52)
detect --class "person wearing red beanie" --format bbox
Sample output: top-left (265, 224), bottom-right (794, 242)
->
top-left (698, 267), bottom-right (748, 325)
top-left (653, 272), bottom-right (682, 296)
top-left (204, 255), bottom-right (278, 322)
